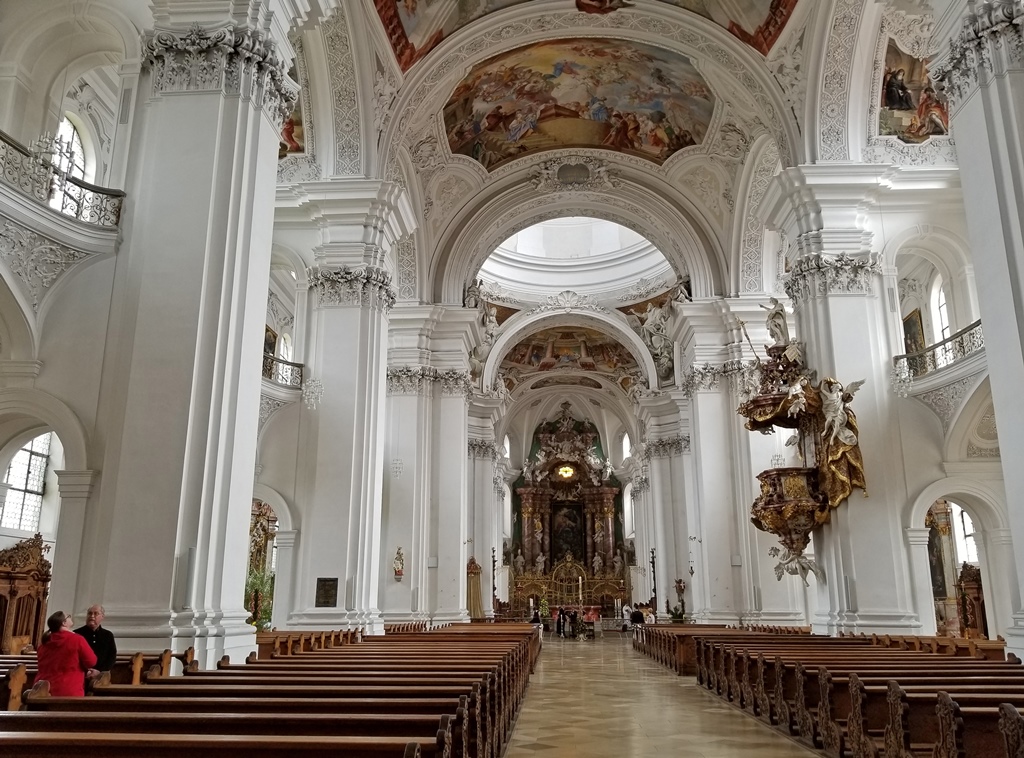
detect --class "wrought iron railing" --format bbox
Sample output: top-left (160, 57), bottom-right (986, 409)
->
top-left (893, 319), bottom-right (984, 381)
top-left (262, 353), bottom-right (303, 388)
top-left (0, 129), bottom-right (124, 227)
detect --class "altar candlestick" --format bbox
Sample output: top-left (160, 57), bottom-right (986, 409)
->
top-left (578, 576), bottom-right (582, 603)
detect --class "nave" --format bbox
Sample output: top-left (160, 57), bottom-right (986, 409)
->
top-left (505, 634), bottom-right (813, 758)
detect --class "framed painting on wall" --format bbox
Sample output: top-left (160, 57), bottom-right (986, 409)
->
top-left (903, 308), bottom-right (926, 355)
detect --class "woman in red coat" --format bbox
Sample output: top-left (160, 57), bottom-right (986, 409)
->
top-left (34, 610), bottom-right (97, 696)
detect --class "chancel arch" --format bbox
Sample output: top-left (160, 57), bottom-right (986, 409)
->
top-left (432, 173), bottom-right (727, 305)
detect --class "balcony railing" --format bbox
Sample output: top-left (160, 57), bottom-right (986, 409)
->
top-left (262, 353), bottom-right (303, 388)
top-left (893, 319), bottom-right (984, 382)
top-left (0, 129), bottom-right (124, 227)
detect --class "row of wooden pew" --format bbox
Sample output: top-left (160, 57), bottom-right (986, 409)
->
top-left (0, 623), bottom-right (540, 757)
top-left (0, 649), bottom-right (194, 709)
top-left (638, 625), bottom-right (1024, 758)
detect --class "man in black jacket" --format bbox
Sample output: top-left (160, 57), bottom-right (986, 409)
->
top-left (75, 604), bottom-right (116, 678)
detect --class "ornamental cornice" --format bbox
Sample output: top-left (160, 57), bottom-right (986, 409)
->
top-left (468, 439), bottom-right (499, 460)
top-left (307, 264), bottom-right (396, 312)
top-left (0, 214), bottom-right (93, 312)
top-left (934, 1), bottom-right (1024, 106)
top-left (386, 365), bottom-right (437, 395)
top-left (141, 23), bottom-right (296, 126)
top-left (783, 253), bottom-right (882, 302)
top-left (679, 362), bottom-right (724, 397)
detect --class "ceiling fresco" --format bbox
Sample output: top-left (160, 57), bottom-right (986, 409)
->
top-left (373, 1), bottom-right (799, 71)
top-left (443, 38), bottom-right (715, 170)
top-left (499, 327), bottom-right (644, 397)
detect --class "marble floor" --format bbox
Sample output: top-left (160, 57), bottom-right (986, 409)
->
top-left (503, 632), bottom-right (817, 758)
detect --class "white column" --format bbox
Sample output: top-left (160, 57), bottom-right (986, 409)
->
top-left (978, 528), bottom-right (1018, 640)
top-left (904, 528), bottom-right (938, 636)
top-left (382, 368), bottom-right (434, 623)
top-left (688, 380), bottom-right (741, 625)
top-left (432, 371), bottom-right (471, 624)
top-left (764, 166), bottom-right (921, 635)
top-left (270, 530), bottom-right (297, 630)
top-left (290, 265), bottom-right (392, 635)
top-left (935, 7), bottom-right (1024, 654)
top-left (48, 470), bottom-right (98, 615)
top-left (645, 432), bottom-right (686, 618)
top-left (79, 14), bottom-right (292, 665)
top-left (468, 439), bottom-right (498, 618)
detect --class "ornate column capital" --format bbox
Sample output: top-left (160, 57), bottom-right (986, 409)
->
top-left (386, 365), bottom-right (437, 396)
top-left (468, 439), bottom-right (498, 460)
top-left (308, 265), bottom-right (396, 312)
top-left (437, 369), bottom-right (473, 399)
top-left (934, 1), bottom-right (1024, 107)
top-left (783, 253), bottom-right (882, 302)
top-left (141, 22), bottom-right (296, 125)
top-left (679, 363), bottom-right (724, 397)
top-left (645, 435), bottom-right (689, 458)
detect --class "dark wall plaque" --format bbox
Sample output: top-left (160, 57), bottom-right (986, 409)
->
top-left (315, 577), bottom-right (338, 607)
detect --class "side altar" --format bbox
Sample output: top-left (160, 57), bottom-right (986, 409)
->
top-left (508, 403), bottom-right (631, 616)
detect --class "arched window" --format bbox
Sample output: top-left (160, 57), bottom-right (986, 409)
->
top-left (55, 116), bottom-right (87, 182)
top-left (621, 433), bottom-right (632, 462)
top-left (622, 482), bottom-right (634, 537)
top-left (931, 276), bottom-right (951, 345)
top-left (503, 435), bottom-right (511, 458)
top-left (0, 433), bottom-right (52, 532)
top-left (949, 501), bottom-right (978, 564)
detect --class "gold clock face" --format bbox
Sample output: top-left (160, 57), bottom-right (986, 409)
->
top-left (557, 465), bottom-right (575, 479)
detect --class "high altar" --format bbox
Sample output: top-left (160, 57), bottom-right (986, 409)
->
top-left (509, 403), bottom-right (631, 614)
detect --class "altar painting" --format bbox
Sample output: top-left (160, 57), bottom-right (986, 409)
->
top-left (879, 40), bottom-right (948, 144)
top-left (443, 38), bottom-right (714, 169)
top-left (374, 1), bottom-right (797, 72)
top-left (551, 504), bottom-right (585, 565)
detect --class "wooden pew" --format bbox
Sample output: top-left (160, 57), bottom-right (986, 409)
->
top-left (0, 709), bottom-right (455, 758)
top-left (0, 732), bottom-right (426, 757)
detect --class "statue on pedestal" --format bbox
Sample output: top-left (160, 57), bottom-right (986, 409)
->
top-left (592, 553), bottom-right (604, 575)
top-left (760, 297), bottom-right (790, 347)
top-left (534, 553), bottom-right (546, 574)
top-left (513, 549), bottom-right (526, 576)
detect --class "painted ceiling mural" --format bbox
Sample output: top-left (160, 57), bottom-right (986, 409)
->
top-left (499, 326), bottom-right (643, 396)
top-left (373, 1), bottom-right (799, 71)
top-left (443, 38), bottom-right (715, 169)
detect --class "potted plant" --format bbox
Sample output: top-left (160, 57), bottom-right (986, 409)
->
top-left (669, 604), bottom-right (687, 623)
top-left (539, 597), bottom-right (550, 631)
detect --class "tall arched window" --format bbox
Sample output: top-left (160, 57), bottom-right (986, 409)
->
top-left (621, 433), bottom-right (631, 462)
top-left (0, 433), bottom-right (53, 532)
top-left (55, 117), bottom-right (87, 182)
top-left (931, 276), bottom-right (951, 345)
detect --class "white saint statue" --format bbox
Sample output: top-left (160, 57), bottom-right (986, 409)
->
top-left (534, 553), bottom-right (547, 574)
top-left (513, 549), bottom-right (526, 576)
top-left (760, 297), bottom-right (790, 347)
top-left (592, 553), bottom-right (604, 575)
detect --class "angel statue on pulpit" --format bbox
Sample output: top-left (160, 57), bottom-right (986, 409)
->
top-left (818, 378), bottom-right (867, 508)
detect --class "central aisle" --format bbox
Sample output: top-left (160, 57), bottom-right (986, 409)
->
top-left (505, 633), bottom-right (816, 758)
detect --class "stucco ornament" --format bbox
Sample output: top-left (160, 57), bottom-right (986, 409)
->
top-left (0, 216), bottom-right (92, 312)
top-left (307, 265), bottom-right (396, 312)
top-left (933, 1), bottom-right (1024, 107)
top-left (142, 23), bottom-right (296, 126)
